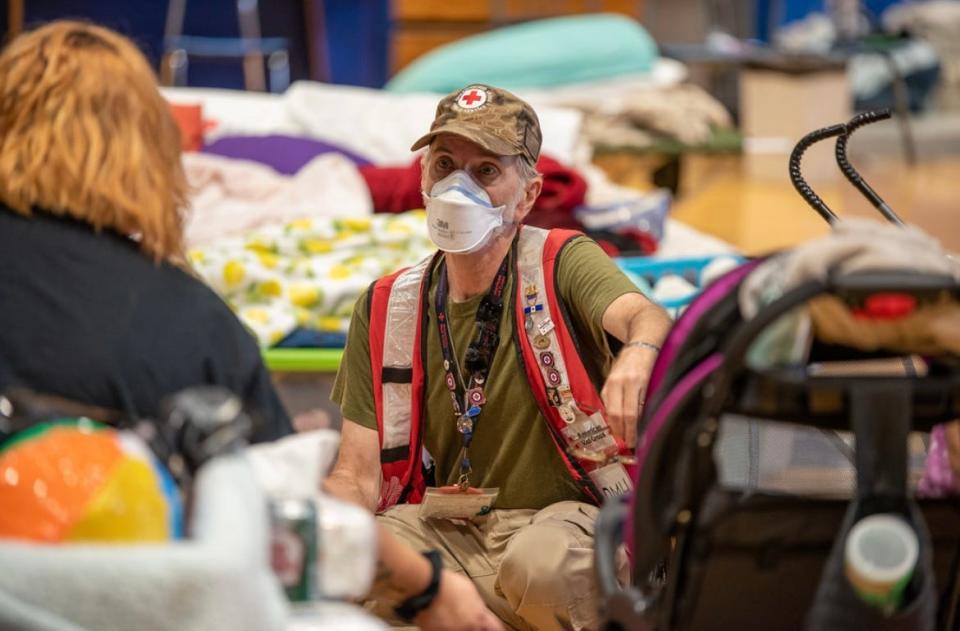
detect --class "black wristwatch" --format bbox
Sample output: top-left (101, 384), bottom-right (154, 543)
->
top-left (394, 549), bottom-right (443, 621)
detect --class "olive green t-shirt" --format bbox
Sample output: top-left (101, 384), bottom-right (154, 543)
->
top-left (331, 236), bottom-right (640, 509)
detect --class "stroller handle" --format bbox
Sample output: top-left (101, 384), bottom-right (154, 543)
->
top-left (790, 110), bottom-right (903, 226)
top-left (789, 123), bottom-right (846, 223)
top-left (835, 109), bottom-right (905, 226)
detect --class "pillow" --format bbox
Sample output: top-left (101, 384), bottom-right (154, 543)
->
top-left (386, 13), bottom-right (658, 94)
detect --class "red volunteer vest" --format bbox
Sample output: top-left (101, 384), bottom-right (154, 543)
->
top-left (368, 226), bottom-right (633, 512)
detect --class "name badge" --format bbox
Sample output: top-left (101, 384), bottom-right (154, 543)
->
top-left (537, 317), bottom-right (555, 336)
top-left (419, 487), bottom-right (500, 521)
top-left (561, 412), bottom-right (619, 459)
top-left (588, 462), bottom-right (633, 498)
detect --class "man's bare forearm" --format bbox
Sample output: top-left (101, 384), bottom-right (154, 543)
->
top-left (324, 469), bottom-right (378, 513)
top-left (624, 302), bottom-right (671, 346)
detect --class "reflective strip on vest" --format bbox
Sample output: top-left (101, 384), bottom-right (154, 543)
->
top-left (380, 256), bottom-right (432, 453)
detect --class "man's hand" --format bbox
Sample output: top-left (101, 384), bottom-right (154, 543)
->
top-left (601, 343), bottom-right (659, 449)
top-left (371, 530), bottom-right (501, 630)
top-left (600, 292), bottom-right (671, 449)
top-left (415, 570), bottom-right (504, 631)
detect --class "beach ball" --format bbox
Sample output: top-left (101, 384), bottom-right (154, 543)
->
top-left (0, 419), bottom-right (182, 543)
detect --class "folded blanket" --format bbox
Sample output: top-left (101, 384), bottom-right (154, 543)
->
top-left (576, 83), bottom-right (734, 151)
top-left (740, 218), bottom-right (960, 320)
top-left (357, 161), bottom-right (422, 216)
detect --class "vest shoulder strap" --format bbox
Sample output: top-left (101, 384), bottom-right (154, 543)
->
top-left (514, 226), bottom-right (634, 502)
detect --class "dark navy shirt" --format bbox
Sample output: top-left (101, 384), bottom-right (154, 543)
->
top-left (0, 207), bottom-right (292, 442)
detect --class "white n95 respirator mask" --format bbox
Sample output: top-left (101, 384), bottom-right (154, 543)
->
top-left (423, 171), bottom-right (506, 254)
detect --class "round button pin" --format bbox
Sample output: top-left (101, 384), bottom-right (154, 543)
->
top-left (546, 367), bottom-right (562, 386)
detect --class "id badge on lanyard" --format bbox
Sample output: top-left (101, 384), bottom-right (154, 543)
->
top-left (428, 256), bottom-right (508, 518)
top-left (419, 486), bottom-right (500, 521)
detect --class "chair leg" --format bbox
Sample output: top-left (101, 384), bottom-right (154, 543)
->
top-left (267, 50), bottom-right (290, 93)
top-left (162, 49), bottom-right (189, 87)
top-left (160, 53), bottom-right (172, 86)
top-left (303, 0), bottom-right (331, 82)
top-left (162, 0), bottom-right (187, 87)
top-left (242, 52), bottom-right (267, 92)
top-left (238, 0), bottom-right (267, 91)
top-left (7, 0), bottom-right (24, 40)
top-left (164, 0), bottom-right (187, 40)
top-left (882, 50), bottom-right (918, 165)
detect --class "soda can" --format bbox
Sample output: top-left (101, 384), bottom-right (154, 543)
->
top-left (269, 497), bottom-right (319, 602)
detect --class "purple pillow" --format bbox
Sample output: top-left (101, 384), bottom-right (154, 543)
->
top-left (201, 134), bottom-right (372, 174)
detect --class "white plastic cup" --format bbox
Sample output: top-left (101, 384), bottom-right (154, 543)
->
top-left (844, 514), bottom-right (919, 615)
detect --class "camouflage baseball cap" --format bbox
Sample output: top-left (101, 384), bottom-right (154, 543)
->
top-left (410, 84), bottom-right (542, 166)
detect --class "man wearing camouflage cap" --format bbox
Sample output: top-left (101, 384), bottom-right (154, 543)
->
top-left (327, 85), bottom-right (671, 630)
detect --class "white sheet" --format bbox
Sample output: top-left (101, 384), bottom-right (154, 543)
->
top-left (284, 81), bottom-right (586, 166)
top-left (162, 87), bottom-right (302, 139)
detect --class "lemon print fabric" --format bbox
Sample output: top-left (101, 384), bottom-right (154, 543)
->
top-left (189, 211), bottom-right (434, 347)
top-left (288, 283), bottom-right (321, 308)
top-left (328, 264), bottom-right (352, 280)
top-left (223, 260), bottom-right (246, 289)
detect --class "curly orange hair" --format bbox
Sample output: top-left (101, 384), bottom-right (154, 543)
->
top-left (0, 21), bottom-right (187, 261)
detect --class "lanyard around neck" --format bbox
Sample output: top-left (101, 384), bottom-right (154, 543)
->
top-left (434, 254), bottom-right (509, 486)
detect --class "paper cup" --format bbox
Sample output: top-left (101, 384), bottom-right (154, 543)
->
top-left (845, 514), bottom-right (919, 614)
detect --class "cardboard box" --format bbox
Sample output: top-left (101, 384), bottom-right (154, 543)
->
top-left (740, 63), bottom-right (852, 183)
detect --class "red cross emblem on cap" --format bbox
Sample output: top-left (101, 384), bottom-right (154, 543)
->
top-left (457, 87), bottom-right (487, 110)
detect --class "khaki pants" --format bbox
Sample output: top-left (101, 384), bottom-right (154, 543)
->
top-left (368, 500), bottom-right (626, 631)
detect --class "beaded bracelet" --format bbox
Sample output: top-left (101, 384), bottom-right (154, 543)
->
top-left (624, 340), bottom-right (661, 353)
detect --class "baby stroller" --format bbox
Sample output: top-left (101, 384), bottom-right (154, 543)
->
top-left (595, 111), bottom-right (960, 630)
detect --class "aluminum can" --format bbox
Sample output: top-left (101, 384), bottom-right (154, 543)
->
top-left (269, 497), bottom-right (319, 601)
